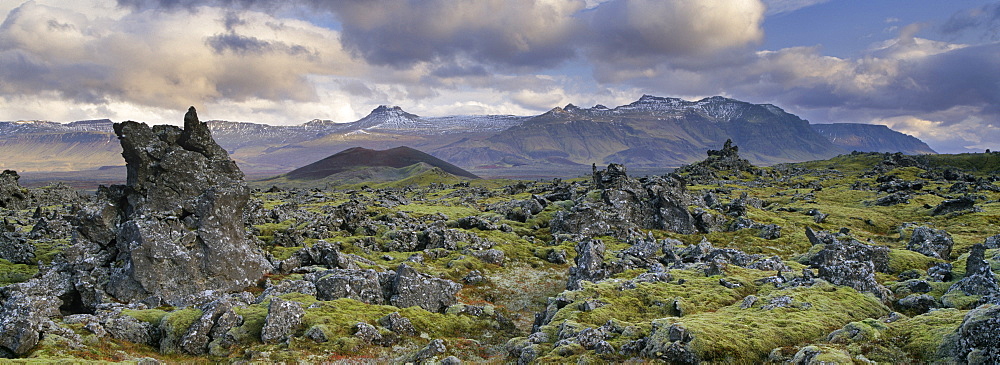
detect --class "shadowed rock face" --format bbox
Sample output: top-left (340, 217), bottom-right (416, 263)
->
top-left (0, 170), bottom-right (29, 210)
top-left (106, 107), bottom-right (270, 305)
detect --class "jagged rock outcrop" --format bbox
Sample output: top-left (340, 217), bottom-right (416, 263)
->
top-left (101, 107), bottom-right (271, 305)
top-left (306, 263), bottom-right (461, 313)
top-left (803, 228), bottom-right (893, 301)
top-left (674, 139), bottom-right (764, 183)
top-left (261, 297), bottom-right (304, 344)
top-left (0, 107), bottom-right (275, 357)
top-left (907, 226), bottom-right (954, 260)
top-left (551, 164), bottom-right (706, 239)
top-left (0, 230), bottom-right (33, 264)
top-left (944, 244), bottom-right (999, 306)
top-left (0, 170), bottom-right (30, 211)
top-left (940, 304), bottom-right (1000, 363)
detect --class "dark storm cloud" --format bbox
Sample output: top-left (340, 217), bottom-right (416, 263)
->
top-left (114, 0), bottom-right (768, 74)
top-left (206, 33), bottom-right (315, 58)
top-left (941, 3), bottom-right (1000, 39)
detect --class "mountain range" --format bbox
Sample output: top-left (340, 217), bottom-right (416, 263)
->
top-left (1, 95), bottom-right (935, 180)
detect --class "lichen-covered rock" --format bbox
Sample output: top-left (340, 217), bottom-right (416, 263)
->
top-left (907, 226), bottom-right (954, 260)
top-left (352, 322), bottom-right (382, 344)
top-left (261, 298), bottom-right (304, 344)
top-left (642, 321), bottom-right (699, 364)
top-left (256, 280), bottom-right (317, 304)
top-left (567, 238), bottom-right (607, 290)
top-left (390, 263), bottom-right (462, 313)
top-left (307, 269), bottom-right (388, 304)
top-left (804, 228), bottom-right (892, 301)
top-left (379, 312), bottom-right (416, 336)
top-left (984, 234), bottom-right (1000, 249)
top-left (0, 170), bottom-right (30, 211)
top-left (0, 266), bottom-right (75, 356)
top-left (551, 164), bottom-right (704, 239)
top-left (0, 232), bottom-right (33, 264)
top-left (940, 304), bottom-right (1000, 363)
top-left (944, 244), bottom-right (999, 304)
top-left (99, 311), bottom-right (159, 347)
top-left (407, 339), bottom-right (446, 363)
top-left (103, 108), bottom-right (271, 305)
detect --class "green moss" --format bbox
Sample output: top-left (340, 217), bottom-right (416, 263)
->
top-left (0, 258), bottom-right (37, 286)
top-left (121, 309), bottom-right (169, 325)
top-left (889, 308), bottom-right (967, 361)
top-left (888, 249), bottom-right (942, 274)
top-left (230, 304), bottom-right (268, 344)
top-left (33, 239), bottom-right (68, 265)
top-left (160, 308), bottom-right (203, 339)
top-left (642, 281), bottom-right (889, 363)
top-left (940, 291), bottom-right (983, 309)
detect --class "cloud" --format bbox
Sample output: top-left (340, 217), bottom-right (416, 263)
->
top-left (941, 3), bottom-right (1000, 39)
top-left (0, 1), bottom-right (357, 110)
top-left (585, 0), bottom-right (766, 81)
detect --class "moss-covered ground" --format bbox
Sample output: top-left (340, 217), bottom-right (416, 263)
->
top-left (5, 151), bottom-right (999, 363)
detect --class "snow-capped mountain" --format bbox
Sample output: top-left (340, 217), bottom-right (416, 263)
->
top-left (333, 105), bottom-right (526, 135)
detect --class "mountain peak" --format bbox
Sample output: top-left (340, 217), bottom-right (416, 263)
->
top-left (371, 105), bottom-right (409, 115)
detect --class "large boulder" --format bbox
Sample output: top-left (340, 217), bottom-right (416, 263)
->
top-left (945, 244), bottom-right (999, 304)
top-left (390, 263), bottom-right (462, 313)
top-left (0, 170), bottom-right (29, 211)
top-left (552, 164), bottom-right (704, 239)
top-left (104, 107), bottom-right (271, 305)
top-left (940, 304), bottom-right (1000, 363)
top-left (804, 228), bottom-right (892, 301)
top-left (907, 226), bottom-right (954, 260)
top-left (261, 298), bottom-right (304, 344)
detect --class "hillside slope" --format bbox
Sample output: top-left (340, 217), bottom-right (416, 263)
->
top-left (284, 146), bottom-right (479, 180)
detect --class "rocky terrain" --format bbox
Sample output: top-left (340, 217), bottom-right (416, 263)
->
top-left (1, 110), bottom-right (999, 363)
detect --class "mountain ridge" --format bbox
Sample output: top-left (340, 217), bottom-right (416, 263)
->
top-left (1, 96), bottom-right (940, 178)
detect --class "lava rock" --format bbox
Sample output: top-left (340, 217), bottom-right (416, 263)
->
top-left (103, 108), bottom-right (271, 305)
top-left (379, 312), bottom-right (416, 336)
top-left (941, 304), bottom-right (1000, 363)
top-left (308, 269), bottom-right (389, 304)
top-left (897, 294), bottom-right (938, 315)
top-left (261, 298), bottom-right (304, 344)
top-left (0, 170), bottom-right (30, 211)
top-left (907, 226), bottom-right (954, 260)
top-left (932, 196), bottom-right (977, 216)
top-left (945, 244), bottom-right (999, 300)
top-left (389, 263), bottom-right (462, 313)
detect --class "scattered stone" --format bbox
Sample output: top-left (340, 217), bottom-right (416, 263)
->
top-left (378, 312), bottom-right (416, 336)
top-left (945, 244), bottom-right (999, 303)
top-left (407, 339), bottom-right (446, 364)
top-left (932, 196), bottom-right (978, 216)
top-left (353, 322), bottom-right (382, 344)
top-left (897, 294), bottom-right (937, 315)
top-left (928, 263), bottom-right (954, 282)
top-left (984, 234), bottom-right (1000, 249)
top-left (305, 325), bottom-right (330, 343)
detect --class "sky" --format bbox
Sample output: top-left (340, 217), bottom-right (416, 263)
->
top-left (0, 0), bottom-right (998, 153)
